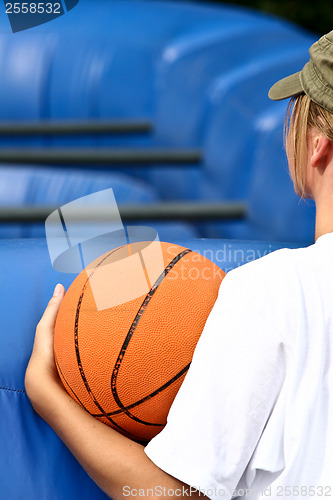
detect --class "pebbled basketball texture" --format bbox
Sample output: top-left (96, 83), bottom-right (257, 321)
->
top-left (54, 241), bottom-right (225, 442)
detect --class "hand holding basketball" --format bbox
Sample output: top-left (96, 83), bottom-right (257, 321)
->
top-left (25, 284), bottom-right (66, 412)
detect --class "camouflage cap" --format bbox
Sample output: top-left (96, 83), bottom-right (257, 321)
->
top-left (269, 30), bottom-right (333, 113)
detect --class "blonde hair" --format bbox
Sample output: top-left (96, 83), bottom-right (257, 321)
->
top-left (284, 94), bottom-right (333, 197)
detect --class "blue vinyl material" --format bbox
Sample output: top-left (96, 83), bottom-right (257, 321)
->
top-left (201, 50), bottom-right (313, 202)
top-left (0, 166), bottom-right (156, 238)
top-left (154, 21), bottom-right (313, 148)
top-left (0, 166), bottom-right (198, 239)
top-left (1, 0), bottom-right (252, 131)
top-left (0, 0), bottom-right (318, 243)
top-left (246, 108), bottom-right (316, 244)
top-left (151, 45), bottom-right (315, 202)
top-left (149, 17), bottom-right (315, 201)
top-left (0, 33), bottom-right (57, 147)
top-left (0, 34), bottom-right (57, 122)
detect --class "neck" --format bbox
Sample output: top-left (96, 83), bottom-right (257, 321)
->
top-left (314, 193), bottom-right (333, 241)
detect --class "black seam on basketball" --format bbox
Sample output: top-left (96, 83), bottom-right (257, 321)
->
top-left (110, 249), bottom-right (193, 425)
top-left (73, 248), bottom-right (138, 438)
top-left (92, 363), bottom-right (191, 421)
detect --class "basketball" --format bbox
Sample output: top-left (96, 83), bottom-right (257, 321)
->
top-left (54, 241), bottom-right (225, 442)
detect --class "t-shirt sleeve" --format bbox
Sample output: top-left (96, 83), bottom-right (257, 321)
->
top-left (144, 262), bottom-right (288, 499)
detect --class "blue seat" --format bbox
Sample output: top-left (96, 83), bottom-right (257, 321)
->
top-left (45, 34), bottom-right (154, 181)
top-left (0, 0), bottom-right (317, 243)
top-left (0, 166), bottom-right (35, 237)
top-left (0, 166), bottom-right (199, 240)
top-left (0, 33), bottom-right (57, 146)
top-left (246, 107), bottom-right (315, 244)
top-left (201, 105), bottom-right (316, 243)
top-left (0, 166), bottom-right (156, 237)
top-left (154, 19), bottom-right (312, 148)
top-left (149, 19), bottom-right (315, 200)
top-left (23, 0), bottom-right (248, 145)
top-left (45, 0), bottom-right (236, 121)
top-left (0, 237), bottom-right (302, 499)
top-left (202, 49), bottom-right (315, 200)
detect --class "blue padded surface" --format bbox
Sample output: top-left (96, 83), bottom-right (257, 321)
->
top-left (149, 23), bottom-right (315, 200)
top-left (0, 1), bottom-right (317, 241)
top-left (0, 166), bottom-right (155, 238)
top-left (0, 166), bottom-right (199, 239)
top-left (0, 391), bottom-right (109, 500)
top-left (1, 0), bottom-right (261, 127)
top-left (0, 0), bottom-right (246, 150)
top-left (0, 166), bottom-right (36, 238)
top-left (0, 34), bottom-right (57, 123)
top-left (46, 35), bottom-right (135, 150)
top-left (0, 238), bottom-right (303, 499)
top-left (0, 239), bottom-right (109, 499)
top-left (155, 21), bottom-right (313, 148)
top-left (201, 49), bottom-right (314, 202)
top-left (246, 109), bottom-right (316, 244)
top-left (46, 0), bottom-right (239, 120)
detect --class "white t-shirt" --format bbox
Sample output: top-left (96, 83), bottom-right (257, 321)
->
top-left (145, 233), bottom-right (333, 499)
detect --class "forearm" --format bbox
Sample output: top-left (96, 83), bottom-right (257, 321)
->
top-left (31, 381), bottom-right (203, 500)
top-left (26, 287), bottom-right (204, 500)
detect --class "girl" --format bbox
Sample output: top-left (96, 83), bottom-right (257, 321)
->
top-left (25, 31), bottom-right (333, 499)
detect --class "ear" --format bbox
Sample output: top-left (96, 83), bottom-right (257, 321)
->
top-left (310, 134), bottom-right (331, 168)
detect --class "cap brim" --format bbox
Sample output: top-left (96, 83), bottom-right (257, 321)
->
top-left (268, 71), bottom-right (304, 101)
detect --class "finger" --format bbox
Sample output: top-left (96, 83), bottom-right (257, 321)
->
top-left (38, 284), bottom-right (65, 330)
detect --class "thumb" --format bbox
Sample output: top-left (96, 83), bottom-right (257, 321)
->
top-left (38, 284), bottom-right (65, 330)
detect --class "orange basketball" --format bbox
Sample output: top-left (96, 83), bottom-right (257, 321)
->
top-left (54, 241), bottom-right (225, 442)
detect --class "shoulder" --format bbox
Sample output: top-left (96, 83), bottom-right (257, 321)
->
top-left (215, 245), bottom-right (315, 342)
top-left (223, 240), bottom-right (325, 295)
top-left (220, 246), bottom-right (300, 298)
